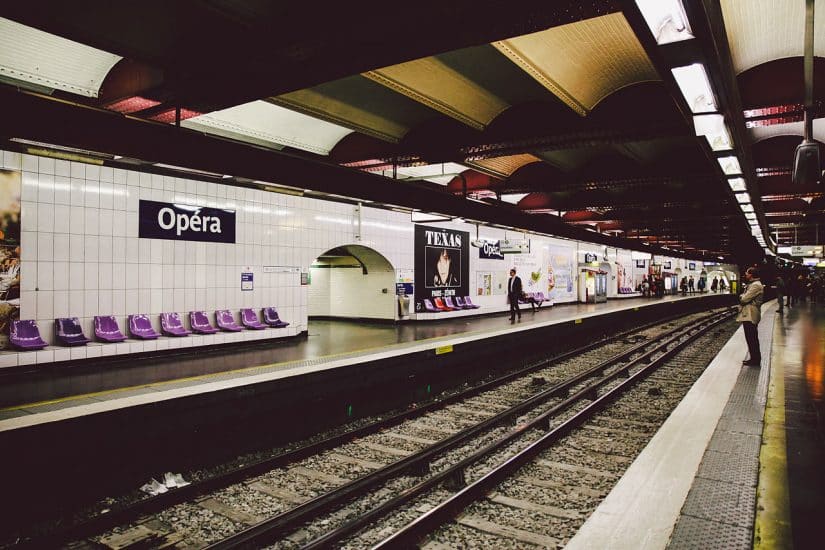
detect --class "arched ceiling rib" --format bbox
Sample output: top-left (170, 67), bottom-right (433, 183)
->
top-left (0, 16), bottom-right (121, 97)
top-left (492, 12), bottom-right (658, 115)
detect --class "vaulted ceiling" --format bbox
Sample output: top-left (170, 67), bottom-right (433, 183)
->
top-left (1, 0), bottom-right (821, 262)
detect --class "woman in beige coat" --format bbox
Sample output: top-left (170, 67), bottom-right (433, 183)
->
top-left (736, 267), bottom-right (764, 366)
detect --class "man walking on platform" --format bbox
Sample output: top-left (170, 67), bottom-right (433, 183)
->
top-left (737, 267), bottom-right (764, 367)
top-left (688, 276), bottom-right (695, 294)
top-left (507, 268), bottom-right (522, 322)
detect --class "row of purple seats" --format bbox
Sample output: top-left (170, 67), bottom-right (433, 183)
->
top-left (9, 308), bottom-right (290, 351)
top-left (421, 296), bottom-right (480, 313)
top-left (519, 291), bottom-right (547, 307)
top-left (618, 287), bottom-right (636, 294)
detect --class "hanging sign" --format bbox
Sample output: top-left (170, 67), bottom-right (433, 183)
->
top-left (478, 240), bottom-right (505, 260)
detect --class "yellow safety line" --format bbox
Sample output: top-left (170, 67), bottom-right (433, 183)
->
top-left (753, 316), bottom-right (792, 549)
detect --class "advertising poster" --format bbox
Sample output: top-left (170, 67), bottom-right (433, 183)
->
top-left (512, 252), bottom-right (542, 292)
top-left (414, 225), bottom-right (469, 310)
top-left (493, 271), bottom-right (508, 295)
top-left (547, 244), bottom-right (576, 303)
top-left (0, 170), bottom-right (21, 350)
top-left (476, 272), bottom-right (492, 296)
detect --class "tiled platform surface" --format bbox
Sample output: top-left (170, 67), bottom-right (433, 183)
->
top-left (0, 293), bottom-right (722, 432)
top-left (666, 307), bottom-right (774, 549)
top-left (567, 301), bottom-right (775, 550)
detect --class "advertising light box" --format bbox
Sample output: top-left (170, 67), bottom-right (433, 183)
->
top-left (414, 225), bottom-right (469, 311)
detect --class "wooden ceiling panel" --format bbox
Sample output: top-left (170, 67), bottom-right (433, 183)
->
top-left (492, 12), bottom-right (658, 115)
top-left (468, 154), bottom-right (541, 177)
top-left (363, 56), bottom-right (509, 130)
top-left (721, 0), bottom-right (806, 74)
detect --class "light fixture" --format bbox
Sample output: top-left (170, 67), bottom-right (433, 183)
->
top-left (154, 163), bottom-right (223, 178)
top-left (740, 203), bottom-right (754, 213)
top-left (735, 192), bottom-right (751, 204)
top-left (745, 212), bottom-right (757, 220)
top-left (10, 138), bottom-right (114, 165)
top-left (728, 177), bottom-right (746, 192)
top-left (635, 0), bottom-right (694, 44)
top-left (673, 64), bottom-right (716, 113)
top-left (694, 114), bottom-right (732, 151)
top-left (718, 156), bottom-right (742, 175)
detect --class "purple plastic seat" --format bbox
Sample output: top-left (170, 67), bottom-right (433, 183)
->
top-left (55, 317), bottom-right (90, 346)
top-left (240, 308), bottom-right (268, 330)
top-left (216, 310), bottom-right (243, 332)
top-left (454, 296), bottom-right (468, 309)
top-left (160, 312), bottom-right (191, 337)
top-left (94, 315), bottom-right (126, 342)
top-left (445, 297), bottom-right (464, 310)
top-left (422, 299), bottom-right (440, 313)
top-left (9, 320), bottom-right (48, 351)
top-left (189, 311), bottom-right (218, 334)
top-left (263, 307), bottom-right (289, 328)
top-left (463, 296), bottom-right (480, 309)
top-left (128, 314), bottom-right (159, 340)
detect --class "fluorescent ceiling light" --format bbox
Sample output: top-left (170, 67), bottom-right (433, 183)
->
top-left (635, 0), bottom-right (694, 44)
top-left (745, 212), bottom-right (757, 220)
top-left (718, 156), bottom-right (741, 175)
top-left (728, 177), bottom-right (746, 192)
top-left (735, 192), bottom-right (751, 204)
top-left (673, 64), bottom-right (716, 113)
top-left (740, 203), bottom-right (754, 213)
top-left (694, 113), bottom-right (732, 151)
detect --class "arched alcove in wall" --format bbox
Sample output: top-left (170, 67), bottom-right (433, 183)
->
top-left (308, 244), bottom-right (396, 320)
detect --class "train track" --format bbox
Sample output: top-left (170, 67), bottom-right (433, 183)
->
top-left (10, 308), bottom-right (731, 549)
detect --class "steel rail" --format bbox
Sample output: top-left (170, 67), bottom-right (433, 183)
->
top-left (19, 308), bottom-right (694, 549)
top-left (372, 311), bottom-right (734, 548)
top-left (208, 309), bottom-right (730, 549)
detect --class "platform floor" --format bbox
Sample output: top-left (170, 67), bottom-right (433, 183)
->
top-left (0, 293), bottom-right (719, 428)
top-left (567, 300), bottom-right (825, 550)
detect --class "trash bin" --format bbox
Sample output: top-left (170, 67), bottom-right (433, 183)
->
top-left (398, 295), bottom-right (410, 317)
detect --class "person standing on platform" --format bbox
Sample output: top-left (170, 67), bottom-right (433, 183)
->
top-left (775, 275), bottom-right (785, 314)
top-left (507, 268), bottom-right (523, 322)
top-left (719, 278), bottom-right (727, 293)
top-left (680, 277), bottom-right (688, 296)
top-left (711, 276), bottom-right (718, 292)
top-left (737, 267), bottom-right (764, 367)
top-left (688, 275), bottom-right (695, 294)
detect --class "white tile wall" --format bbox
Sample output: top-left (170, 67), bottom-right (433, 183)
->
top-left (0, 150), bottom-right (701, 366)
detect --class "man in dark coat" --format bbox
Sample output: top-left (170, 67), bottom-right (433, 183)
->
top-left (508, 268), bottom-right (523, 322)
